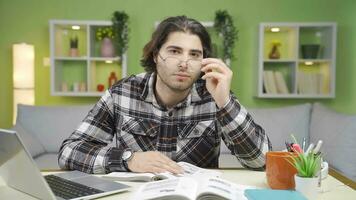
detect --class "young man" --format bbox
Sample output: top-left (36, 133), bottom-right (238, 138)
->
top-left (58, 16), bottom-right (272, 174)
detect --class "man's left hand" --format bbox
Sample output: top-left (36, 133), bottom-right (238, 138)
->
top-left (201, 58), bottom-right (232, 108)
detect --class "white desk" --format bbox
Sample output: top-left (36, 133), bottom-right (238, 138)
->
top-left (0, 169), bottom-right (355, 200)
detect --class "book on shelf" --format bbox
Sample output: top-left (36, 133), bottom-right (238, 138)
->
top-left (263, 70), bottom-right (289, 94)
top-left (101, 161), bottom-right (221, 182)
top-left (131, 176), bottom-right (255, 200)
top-left (274, 71), bottom-right (289, 94)
top-left (263, 70), bottom-right (277, 94)
top-left (297, 72), bottom-right (325, 95)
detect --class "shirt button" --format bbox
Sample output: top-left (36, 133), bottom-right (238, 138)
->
top-left (168, 112), bottom-right (173, 117)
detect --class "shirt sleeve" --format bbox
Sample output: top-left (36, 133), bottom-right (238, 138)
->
top-left (216, 94), bottom-right (272, 170)
top-left (58, 90), bottom-right (127, 174)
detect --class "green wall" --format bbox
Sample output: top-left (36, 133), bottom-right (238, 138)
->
top-left (1, 0), bottom-right (356, 128)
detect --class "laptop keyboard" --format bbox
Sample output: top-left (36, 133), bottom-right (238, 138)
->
top-left (44, 175), bottom-right (104, 199)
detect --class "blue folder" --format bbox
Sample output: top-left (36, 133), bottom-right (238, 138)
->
top-left (244, 189), bottom-right (307, 200)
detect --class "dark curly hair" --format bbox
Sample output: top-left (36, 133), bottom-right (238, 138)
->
top-left (140, 16), bottom-right (212, 73)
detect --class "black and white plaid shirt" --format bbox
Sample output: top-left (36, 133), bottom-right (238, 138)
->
top-left (58, 72), bottom-right (272, 174)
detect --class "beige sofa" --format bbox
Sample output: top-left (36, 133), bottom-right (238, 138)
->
top-left (13, 103), bottom-right (356, 182)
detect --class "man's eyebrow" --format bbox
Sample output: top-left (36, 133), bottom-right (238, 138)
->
top-left (190, 49), bottom-right (203, 54)
top-left (165, 45), bottom-right (203, 55)
top-left (166, 45), bottom-right (182, 50)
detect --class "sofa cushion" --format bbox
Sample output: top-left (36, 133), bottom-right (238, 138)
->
top-left (12, 122), bottom-right (46, 157)
top-left (218, 103), bottom-right (311, 168)
top-left (248, 103), bottom-right (312, 151)
top-left (16, 104), bottom-right (93, 153)
top-left (310, 103), bottom-right (356, 182)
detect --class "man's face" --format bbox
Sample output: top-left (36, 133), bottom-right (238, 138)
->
top-left (155, 31), bottom-right (203, 92)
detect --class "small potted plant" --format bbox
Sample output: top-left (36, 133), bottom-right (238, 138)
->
top-left (288, 137), bottom-right (322, 199)
top-left (69, 36), bottom-right (79, 57)
top-left (96, 27), bottom-right (115, 57)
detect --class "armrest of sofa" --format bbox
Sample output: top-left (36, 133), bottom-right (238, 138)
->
top-left (15, 104), bottom-right (93, 154)
top-left (248, 103), bottom-right (312, 151)
top-left (310, 103), bottom-right (356, 182)
top-left (12, 123), bottom-right (45, 158)
top-left (218, 103), bottom-right (312, 168)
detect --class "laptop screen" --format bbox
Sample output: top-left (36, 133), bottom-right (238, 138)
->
top-left (0, 129), bottom-right (56, 199)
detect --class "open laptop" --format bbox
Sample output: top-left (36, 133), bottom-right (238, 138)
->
top-left (0, 129), bottom-right (130, 200)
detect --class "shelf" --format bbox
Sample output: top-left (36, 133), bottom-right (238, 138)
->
top-left (52, 91), bottom-right (105, 97)
top-left (298, 59), bottom-right (331, 63)
top-left (299, 26), bottom-right (334, 59)
top-left (53, 24), bottom-right (88, 57)
top-left (258, 22), bottom-right (336, 98)
top-left (89, 57), bottom-right (121, 61)
top-left (54, 56), bottom-right (88, 61)
top-left (258, 93), bottom-right (334, 99)
top-left (50, 20), bottom-right (127, 96)
top-left (263, 26), bottom-right (298, 60)
top-left (89, 60), bottom-right (122, 92)
top-left (263, 59), bottom-right (295, 63)
top-left (297, 61), bottom-right (331, 95)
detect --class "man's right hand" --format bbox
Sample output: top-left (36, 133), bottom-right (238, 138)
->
top-left (127, 151), bottom-right (183, 174)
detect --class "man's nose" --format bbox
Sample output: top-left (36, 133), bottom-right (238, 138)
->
top-left (178, 55), bottom-right (190, 69)
top-left (179, 59), bottom-right (189, 68)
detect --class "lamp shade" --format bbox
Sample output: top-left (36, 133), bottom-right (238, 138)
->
top-left (13, 43), bottom-right (34, 89)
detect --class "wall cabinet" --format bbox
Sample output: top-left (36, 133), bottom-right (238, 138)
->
top-left (257, 22), bottom-right (337, 98)
top-left (50, 20), bottom-right (127, 96)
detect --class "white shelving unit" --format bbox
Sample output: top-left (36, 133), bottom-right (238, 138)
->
top-left (257, 22), bottom-right (337, 98)
top-left (49, 20), bottom-right (127, 96)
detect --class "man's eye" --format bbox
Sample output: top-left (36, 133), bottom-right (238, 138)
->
top-left (169, 49), bottom-right (180, 54)
top-left (191, 53), bottom-right (201, 58)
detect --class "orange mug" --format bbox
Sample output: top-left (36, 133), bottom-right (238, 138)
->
top-left (266, 151), bottom-right (297, 189)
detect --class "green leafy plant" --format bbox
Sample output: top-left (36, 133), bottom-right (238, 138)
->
top-left (288, 135), bottom-right (321, 178)
top-left (214, 10), bottom-right (238, 62)
top-left (70, 36), bottom-right (78, 48)
top-left (111, 11), bottom-right (129, 56)
top-left (289, 151), bottom-right (321, 177)
top-left (96, 27), bottom-right (115, 41)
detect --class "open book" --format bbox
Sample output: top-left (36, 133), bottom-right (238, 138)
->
top-left (130, 176), bottom-right (254, 200)
top-left (101, 161), bottom-right (221, 182)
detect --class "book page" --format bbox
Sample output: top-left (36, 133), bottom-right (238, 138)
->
top-left (101, 172), bottom-right (156, 182)
top-left (130, 177), bottom-right (197, 200)
top-left (177, 162), bottom-right (222, 179)
top-left (196, 177), bottom-right (254, 200)
top-left (102, 161), bottom-right (221, 182)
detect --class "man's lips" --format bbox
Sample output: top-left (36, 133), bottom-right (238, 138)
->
top-left (174, 73), bottom-right (190, 78)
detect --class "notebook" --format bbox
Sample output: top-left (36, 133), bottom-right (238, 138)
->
top-left (244, 189), bottom-right (307, 200)
top-left (0, 129), bottom-right (130, 200)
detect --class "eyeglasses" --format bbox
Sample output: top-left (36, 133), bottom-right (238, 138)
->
top-left (158, 54), bottom-right (202, 68)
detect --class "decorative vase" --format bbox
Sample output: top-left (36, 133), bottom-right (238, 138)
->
top-left (100, 37), bottom-right (115, 57)
top-left (97, 84), bottom-right (105, 92)
top-left (108, 72), bottom-right (118, 88)
top-left (294, 174), bottom-right (319, 199)
top-left (301, 44), bottom-right (320, 59)
top-left (69, 48), bottom-right (79, 57)
top-left (268, 44), bottom-right (280, 59)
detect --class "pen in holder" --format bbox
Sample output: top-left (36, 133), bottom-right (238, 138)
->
top-left (286, 136), bottom-right (326, 199)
